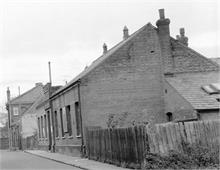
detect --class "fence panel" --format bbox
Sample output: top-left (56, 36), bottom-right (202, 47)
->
top-left (86, 126), bottom-right (149, 168)
top-left (86, 120), bottom-right (219, 168)
top-left (147, 120), bottom-right (220, 155)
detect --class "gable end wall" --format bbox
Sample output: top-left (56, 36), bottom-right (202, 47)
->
top-left (80, 25), bottom-right (166, 129)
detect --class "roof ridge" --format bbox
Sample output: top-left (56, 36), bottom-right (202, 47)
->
top-left (10, 85), bottom-right (43, 103)
top-left (52, 22), bottom-right (154, 97)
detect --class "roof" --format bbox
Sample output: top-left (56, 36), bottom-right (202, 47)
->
top-left (166, 72), bottom-right (220, 110)
top-left (52, 23), bottom-right (155, 97)
top-left (170, 38), bottom-right (219, 73)
top-left (22, 96), bottom-right (43, 115)
top-left (210, 58), bottom-right (220, 66)
top-left (36, 85), bottom-right (62, 109)
top-left (9, 84), bottom-right (44, 104)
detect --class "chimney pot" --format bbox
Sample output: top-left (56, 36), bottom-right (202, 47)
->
top-left (180, 28), bottom-right (185, 36)
top-left (35, 82), bottom-right (43, 87)
top-left (159, 9), bottom-right (165, 19)
top-left (103, 43), bottom-right (107, 54)
top-left (123, 26), bottom-right (129, 40)
top-left (176, 27), bottom-right (188, 46)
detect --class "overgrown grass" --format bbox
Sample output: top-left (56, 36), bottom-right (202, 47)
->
top-left (144, 143), bottom-right (219, 169)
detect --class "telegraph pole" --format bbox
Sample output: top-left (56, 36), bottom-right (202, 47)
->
top-left (48, 61), bottom-right (56, 152)
top-left (6, 87), bottom-right (11, 150)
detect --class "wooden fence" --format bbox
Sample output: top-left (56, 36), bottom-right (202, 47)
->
top-left (85, 120), bottom-right (220, 168)
top-left (85, 126), bottom-right (149, 168)
top-left (147, 120), bottom-right (220, 154)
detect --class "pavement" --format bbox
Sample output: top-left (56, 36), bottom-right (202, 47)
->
top-left (0, 150), bottom-right (81, 170)
top-left (25, 150), bottom-right (131, 170)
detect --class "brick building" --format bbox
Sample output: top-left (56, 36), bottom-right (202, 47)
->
top-left (36, 83), bottom-right (61, 151)
top-left (6, 83), bottom-right (44, 150)
top-left (36, 9), bottom-right (219, 156)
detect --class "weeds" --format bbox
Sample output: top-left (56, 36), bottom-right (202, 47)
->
top-left (144, 143), bottom-right (219, 169)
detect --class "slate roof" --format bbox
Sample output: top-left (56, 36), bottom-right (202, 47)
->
top-left (52, 23), bottom-right (154, 97)
top-left (36, 85), bottom-right (62, 109)
top-left (210, 58), bottom-right (220, 66)
top-left (170, 38), bottom-right (219, 73)
top-left (10, 85), bottom-right (44, 104)
top-left (166, 72), bottom-right (220, 110)
top-left (22, 96), bottom-right (43, 115)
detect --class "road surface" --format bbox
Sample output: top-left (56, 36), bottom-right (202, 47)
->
top-left (0, 150), bottom-right (82, 170)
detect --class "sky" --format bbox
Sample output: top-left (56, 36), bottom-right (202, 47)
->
top-left (0, 0), bottom-right (219, 113)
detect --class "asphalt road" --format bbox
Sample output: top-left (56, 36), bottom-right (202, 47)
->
top-left (0, 150), bottom-right (82, 170)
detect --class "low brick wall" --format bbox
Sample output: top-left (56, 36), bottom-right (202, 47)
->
top-left (0, 137), bottom-right (9, 149)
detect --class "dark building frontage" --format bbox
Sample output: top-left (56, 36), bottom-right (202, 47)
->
top-left (35, 9), bottom-right (219, 157)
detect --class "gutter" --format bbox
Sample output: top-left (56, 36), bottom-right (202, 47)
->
top-left (50, 80), bottom-right (80, 100)
top-left (196, 108), bottom-right (220, 112)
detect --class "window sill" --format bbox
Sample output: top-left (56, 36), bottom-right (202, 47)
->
top-left (76, 135), bottom-right (82, 138)
top-left (56, 137), bottom-right (60, 140)
top-left (62, 136), bottom-right (65, 139)
top-left (68, 136), bottom-right (73, 139)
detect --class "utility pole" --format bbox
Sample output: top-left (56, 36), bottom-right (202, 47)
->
top-left (48, 61), bottom-right (56, 152)
top-left (6, 87), bottom-right (11, 150)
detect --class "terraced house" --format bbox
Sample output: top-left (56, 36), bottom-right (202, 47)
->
top-left (6, 83), bottom-right (44, 150)
top-left (36, 9), bottom-right (219, 157)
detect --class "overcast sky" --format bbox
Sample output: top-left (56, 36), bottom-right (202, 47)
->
top-left (0, 0), bottom-right (219, 113)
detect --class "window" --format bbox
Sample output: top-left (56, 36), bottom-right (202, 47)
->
top-left (13, 107), bottom-right (19, 116)
top-left (60, 108), bottom-right (64, 137)
top-left (38, 117), bottom-right (41, 138)
top-left (202, 83), bottom-right (220, 95)
top-left (41, 116), bottom-right (44, 138)
top-left (166, 112), bottom-right (173, 122)
top-left (44, 114), bottom-right (47, 138)
top-left (54, 111), bottom-right (59, 137)
top-left (62, 107), bottom-right (68, 133)
top-left (66, 105), bottom-right (72, 136)
top-left (75, 102), bottom-right (82, 136)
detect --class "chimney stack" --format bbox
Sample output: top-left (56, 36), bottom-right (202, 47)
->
top-left (176, 28), bottom-right (188, 46)
top-left (123, 26), bottom-right (129, 40)
top-left (156, 9), bottom-right (173, 74)
top-left (103, 43), bottom-right (107, 54)
top-left (7, 87), bottom-right (10, 103)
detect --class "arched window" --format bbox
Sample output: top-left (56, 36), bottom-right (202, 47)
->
top-left (166, 112), bottom-right (173, 122)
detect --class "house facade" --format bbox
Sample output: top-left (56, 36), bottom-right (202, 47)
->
top-left (6, 83), bottom-right (44, 150)
top-left (36, 83), bottom-right (62, 152)
top-left (35, 9), bottom-right (219, 156)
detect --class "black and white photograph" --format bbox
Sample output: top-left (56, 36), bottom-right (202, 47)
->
top-left (0, 0), bottom-right (219, 169)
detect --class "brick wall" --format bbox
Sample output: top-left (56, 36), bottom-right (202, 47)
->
top-left (51, 87), bottom-right (82, 156)
top-left (80, 24), bottom-right (166, 130)
top-left (0, 138), bottom-right (9, 149)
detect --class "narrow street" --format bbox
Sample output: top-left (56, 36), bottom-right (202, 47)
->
top-left (0, 150), bottom-right (82, 170)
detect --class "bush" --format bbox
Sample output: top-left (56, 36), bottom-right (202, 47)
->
top-left (183, 143), bottom-right (219, 167)
top-left (144, 144), bottom-right (219, 169)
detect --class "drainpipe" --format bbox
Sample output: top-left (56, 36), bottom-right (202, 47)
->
top-left (49, 85), bottom-right (56, 152)
top-left (77, 80), bottom-right (85, 157)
